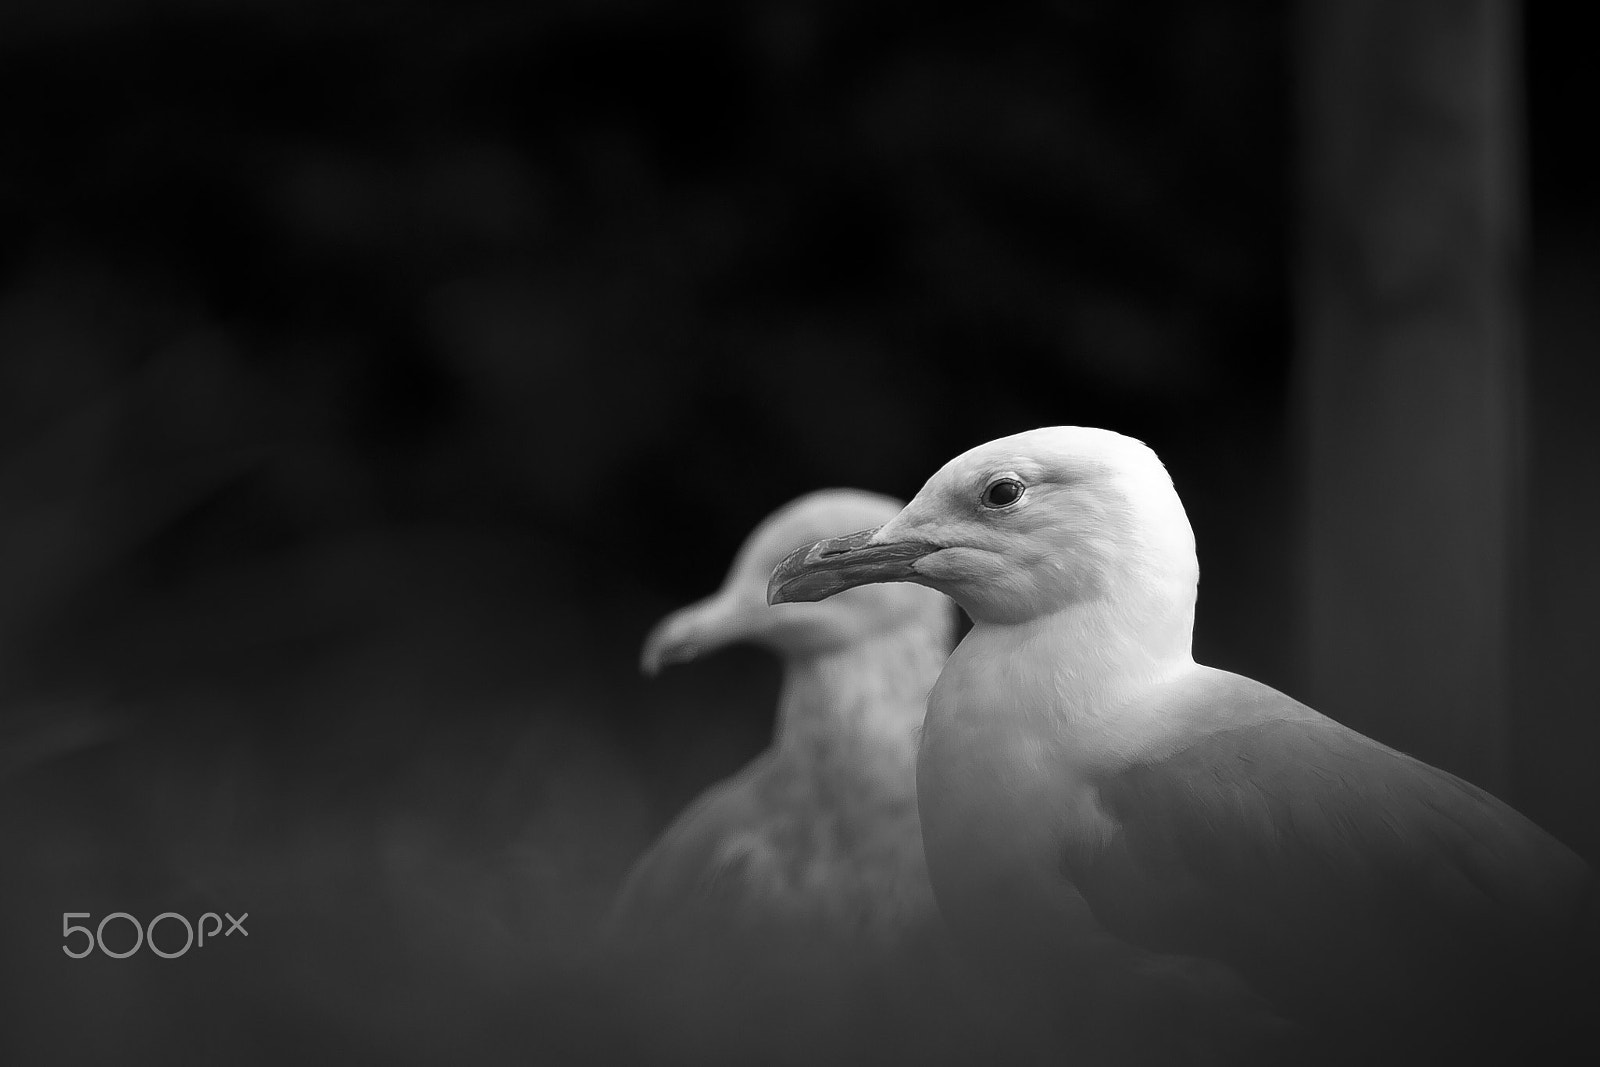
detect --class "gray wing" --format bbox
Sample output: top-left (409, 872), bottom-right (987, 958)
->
top-left (603, 764), bottom-right (964, 1066)
top-left (604, 768), bottom-right (784, 948)
top-left (1071, 703), bottom-right (1593, 1034)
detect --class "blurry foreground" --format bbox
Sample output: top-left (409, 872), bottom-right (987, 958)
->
top-left (0, 520), bottom-right (787, 1064)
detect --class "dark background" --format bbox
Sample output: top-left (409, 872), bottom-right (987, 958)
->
top-left (0, 2), bottom-right (1592, 1063)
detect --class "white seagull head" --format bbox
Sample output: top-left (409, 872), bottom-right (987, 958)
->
top-left (641, 488), bottom-right (951, 674)
top-left (768, 427), bottom-right (1199, 628)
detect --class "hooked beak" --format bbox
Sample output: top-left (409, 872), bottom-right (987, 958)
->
top-left (766, 527), bottom-right (941, 605)
top-left (639, 598), bottom-right (736, 677)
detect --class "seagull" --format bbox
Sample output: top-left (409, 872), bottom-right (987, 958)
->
top-left (606, 489), bottom-right (976, 1066)
top-left (768, 426), bottom-right (1596, 1064)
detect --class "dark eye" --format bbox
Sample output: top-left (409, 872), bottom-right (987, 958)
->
top-left (981, 478), bottom-right (1024, 509)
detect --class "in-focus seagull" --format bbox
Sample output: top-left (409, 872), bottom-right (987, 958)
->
top-left (768, 426), bottom-right (1595, 1065)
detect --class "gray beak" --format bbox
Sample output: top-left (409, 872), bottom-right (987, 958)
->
top-left (766, 527), bottom-right (940, 605)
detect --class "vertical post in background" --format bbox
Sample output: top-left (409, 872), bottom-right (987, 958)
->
top-left (1293, 0), bottom-right (1523, 792)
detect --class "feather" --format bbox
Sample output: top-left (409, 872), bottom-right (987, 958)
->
top-left (769, 427), bottom-right (1596, 1064)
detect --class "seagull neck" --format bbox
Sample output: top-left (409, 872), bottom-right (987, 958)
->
top-left (985, 593), bottom-right (1196, 698)
top-left (774, 620), bottom-right (946, 765)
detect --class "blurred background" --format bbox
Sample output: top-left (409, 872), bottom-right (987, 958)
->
top-left (0, 1), bottom-right (1593, 1063)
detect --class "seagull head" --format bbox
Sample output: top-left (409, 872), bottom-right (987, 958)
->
top-left (767, 427), bottom-right (1199, 627)
top-left (641, 488), bottom-right (953, 675)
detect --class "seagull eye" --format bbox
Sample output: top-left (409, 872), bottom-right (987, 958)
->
top-left (981, 478), bottom-right (1025, 509)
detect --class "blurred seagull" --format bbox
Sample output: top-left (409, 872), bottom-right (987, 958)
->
top-left (607, 489), bottom-right (972, 1066)
top-left (769, 426), bottom-right (1597, 1064)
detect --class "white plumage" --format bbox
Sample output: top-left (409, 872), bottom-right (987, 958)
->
top-left (607, 489), bottom-right (973, 1066)
top-left (769, 426), bottom-right (1596, 1064)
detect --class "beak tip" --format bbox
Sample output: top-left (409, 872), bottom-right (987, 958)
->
top-left (639, 628), bottom-right (671, 678)
top-left (638, 642), bottom-right (661, 676)
top-left (766, 541), bottom-right (818, 606)
top-left (767, 578), bottom-right (815, 606)
top-left (640, 638), bottom-right (701, 677)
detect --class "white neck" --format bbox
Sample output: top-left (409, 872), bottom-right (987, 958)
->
top-left (774, 616), bottom-right (949, 778)
top-left (936, 583), bottom-right (1198, 770)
